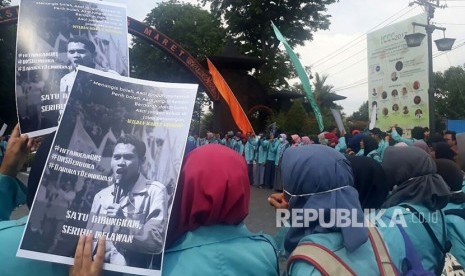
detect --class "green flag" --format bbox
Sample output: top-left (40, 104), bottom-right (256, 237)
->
top-left (271, 21), bottom-right (324, 132)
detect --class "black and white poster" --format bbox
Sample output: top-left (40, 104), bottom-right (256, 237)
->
top-left (17, 67), bottom-right (198, 276)
top-left (0, 118), bottom-right (7, 137)
top-left (16, 0), bottom-right (129, 137)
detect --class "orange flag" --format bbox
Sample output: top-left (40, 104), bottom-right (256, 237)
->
top-left (207, 59), bottom-right (255, 134)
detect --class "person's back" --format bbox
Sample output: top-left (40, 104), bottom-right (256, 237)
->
top-left (288, 232), bottom-right (389, 275)
top-left (436, 159), bottom-right (465, 266)
top-left (381, 147), bottom-right (452, 275)
top-left (163, 224), bottom-right (277, 276)
top-left (282, 146), bottom-right (382, 276)
top-left (378, 204), bottom-right (446, 273)
top-left (162, 144), bottom-right (278, 276)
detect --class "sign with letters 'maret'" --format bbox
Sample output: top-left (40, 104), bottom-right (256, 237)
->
top-left (17, 67), bottom-right (198, 276)
top-left (16, 0), bottom-right (129, 137)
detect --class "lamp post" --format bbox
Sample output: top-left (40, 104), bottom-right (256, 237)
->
top-left (404, 1), bottom-right (455, 134)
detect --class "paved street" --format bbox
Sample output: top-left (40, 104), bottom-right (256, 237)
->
top-left (245, 186), bottom-right (281, 237)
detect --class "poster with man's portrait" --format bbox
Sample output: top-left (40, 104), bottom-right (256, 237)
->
top-left (17, 67), bottom-right (198, 276)
top-left (15, 0), bottom-right (129, 137)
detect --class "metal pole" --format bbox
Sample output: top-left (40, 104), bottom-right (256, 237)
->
top-left (425, 3), bottom-right (436, 134)
top-left (426, 24), bottom-right (435, 133)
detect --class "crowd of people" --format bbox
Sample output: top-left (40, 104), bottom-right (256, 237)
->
top-left (186, 126), bottom-right (462, 189)
top-left (1, 122), bottom-right (464, 275)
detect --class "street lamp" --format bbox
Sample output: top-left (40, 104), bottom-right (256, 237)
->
top-left (404, 6), bottom-right (455, 134)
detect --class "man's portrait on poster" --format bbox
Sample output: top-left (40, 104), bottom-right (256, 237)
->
top-left (86, 134), bottom-right (168, 269)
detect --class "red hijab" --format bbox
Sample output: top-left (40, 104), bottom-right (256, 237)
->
top-left (166, 144), bottom-right (250, 247)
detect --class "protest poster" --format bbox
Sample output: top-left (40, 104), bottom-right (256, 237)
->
top-left (330, 108), bottom-right (346, 134)
top-left (17, 66), bottom-right (198, 276)
top-left (15, 0), bottom-right (129, 137)
top-left (0, 119), bottom-right (7, 136)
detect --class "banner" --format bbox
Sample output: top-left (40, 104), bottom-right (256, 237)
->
top-left (271, 21), bottom-right (324, 132)
top-left (15, 0), bottom-right (129, 137)
top-left (207, 59), bottom-right (255, 134)
top-left (367, 13), bottom-right (429, 135)
top-left (369, 104), bottom-right (378, 130)
top-left (330, 109), bottom-right (346, 134)
top-left (17, 67), bottom-right (198, 276)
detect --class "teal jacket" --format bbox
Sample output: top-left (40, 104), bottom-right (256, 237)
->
top-left (334, 137), bottom-right (347, 153)
top-left (378, 204), bottom-right (448, 274)
top-left (377, 139), bottom-right (388, 160)
top-left (391, 129), bottom-right (421, 145)
top-left (366, 149), bottom-right (382, 163)
top-left (275, 142), bottom-right (289, 166)
top-left (233, 140), bottom-right (245, 156)
top-left (288, 231), bottom-right (404, 276)
top-left (266, 139), bottom-right (279, 162)
top-left (163, 224), bottom-right (279, 276)
top-left (257, 140), bottom-right (269, 164)
top-left (244, 138), bottom-right (257, 164)
top-left (443, 202), bottom-right (465, 266)
top-left (0, 174), bottom-right (68, 276)
top-left (288, 204), bottom-right (447, 275)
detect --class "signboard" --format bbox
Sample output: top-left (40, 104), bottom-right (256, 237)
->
top-left (367, 13), bottom-right (429, 135)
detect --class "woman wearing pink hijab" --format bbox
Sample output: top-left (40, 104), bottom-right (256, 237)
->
top-left (163, 145), bottom-right (279, 275)
top-left (301, 136), bottom-right (313, 145)
top-left (291, 134), bottom-right (301, 147)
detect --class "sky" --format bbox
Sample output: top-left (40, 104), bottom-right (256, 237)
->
top-left (11, 0), bottom-right (465, 115)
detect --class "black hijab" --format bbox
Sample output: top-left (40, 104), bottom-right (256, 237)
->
top-left (347, 156), bottom-right (388, 209)
top-left (382, 146), bottom-right (450, 210)
top-left (435, 159), bottom-right (465, 204)
top-left (433, 142), bottom-right (455, 161)
top-left (362, 136), bottom-right (378, 156)
top-left (348, 134), bottom-right (366, 153)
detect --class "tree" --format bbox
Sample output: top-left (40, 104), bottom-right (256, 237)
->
top-left (269, 100), bottom-right (317, 135)
top-left (201, 0), bottom-right (337, 89)
top-left (434, 65), bottom-right (465, 124)
top-left (291, 72), bottom-right (344, 130)
top-left (347, 101), bottom-right (369, 122)
top-left (130, 0), bottom-right (226, 135)
top-left (130, 0), bottom-right (225, 82)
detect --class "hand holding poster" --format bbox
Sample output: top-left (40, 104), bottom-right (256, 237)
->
top-left (15, 0), bottom-right (129, 137)
top-left (17, 67), bottom-right (198, 276)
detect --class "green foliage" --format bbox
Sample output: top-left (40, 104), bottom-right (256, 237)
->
top-left (270, 100), bottom-right (317, 135)
top-left (130, 0), bottom-right (226, 134)
top-left (291, 72), bottom-right (344, 130)
top-left (130, 0), bottom-right (226, 82)
top-left (434, 65), bottom-right (465, 120)
top-left (199, 111), bottom-right (215, 135)
top-left (201, 0), bottom-right (338, 89)
top-left (347, 101), bottom-right (369, 122)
